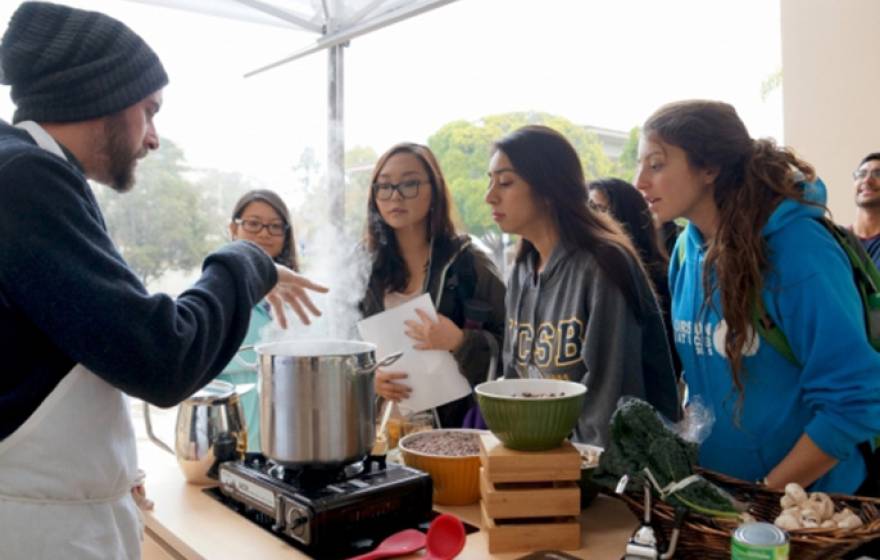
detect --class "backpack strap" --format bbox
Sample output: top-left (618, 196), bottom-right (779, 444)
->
top-left (819, 218), bottom-right (880, 352)
top-left (751, 297), bottom-right (800, 367)
top-left (751, 216), bottom-right (880, 366)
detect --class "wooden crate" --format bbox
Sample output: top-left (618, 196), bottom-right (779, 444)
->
top-left (480, 467), bottom-right (580, 519)
top-left (480, 500), bottom-right (581, 553)
top-left (479, 432), bottom-right (581, 483)
top-left (478, 433), bottom-right (583, 553)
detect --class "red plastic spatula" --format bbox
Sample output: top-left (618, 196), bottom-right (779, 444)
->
top-left (346, 528), bottom-right (427, 560)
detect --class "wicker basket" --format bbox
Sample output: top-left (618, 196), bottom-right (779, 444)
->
top-left (615, 469), bottom-right (880, 559)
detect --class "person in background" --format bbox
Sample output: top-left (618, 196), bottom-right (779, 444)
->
top-left (588, 178), bottom-right (682, 379)
top-left (486, 125), bottom-right (680, 448)
top-left (635, 99), bottom-right (880, 493)
top-left (360, 142), bottom-right (506, 428)
top-left (852, 152), bottom-right (880, 269)
top-left (218, 189), bottom-right (299, 452)
top-left (657, 219), bottom-right (684, 260)
top-left (0, 4), bottom-right (326, 558)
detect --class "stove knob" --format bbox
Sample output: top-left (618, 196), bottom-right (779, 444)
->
top-left (286, 506), bottom-right (309, 540)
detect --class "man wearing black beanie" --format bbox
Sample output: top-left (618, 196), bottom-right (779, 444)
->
top-left (0, 3), bottom-right (326, 558)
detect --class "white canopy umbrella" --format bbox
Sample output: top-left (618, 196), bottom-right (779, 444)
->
top-left (125, 0), bottom-right (461, 224)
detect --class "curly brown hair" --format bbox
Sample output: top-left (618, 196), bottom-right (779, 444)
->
top-left (643, 100), bottom-right (816, 394)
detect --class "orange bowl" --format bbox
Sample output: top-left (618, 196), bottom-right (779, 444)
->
top-left (398, 429), bottom-right (483, 506)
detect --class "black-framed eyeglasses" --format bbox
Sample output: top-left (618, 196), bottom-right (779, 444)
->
top-left (234, 218), bottom-right (288, 237)
top-left (372, 179), bottom-right (422, 201)
top-left (853, 168), bottom-right (880, 181)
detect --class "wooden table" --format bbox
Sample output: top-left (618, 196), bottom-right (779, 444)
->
top-left (137, 438), bottom-right (638, 559)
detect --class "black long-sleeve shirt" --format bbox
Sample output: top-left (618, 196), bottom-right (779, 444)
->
top-left (0, 122), bottom-right (276, 439)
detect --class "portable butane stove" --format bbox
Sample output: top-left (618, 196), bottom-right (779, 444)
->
top-left (217, 453), bottom-right (433, 556)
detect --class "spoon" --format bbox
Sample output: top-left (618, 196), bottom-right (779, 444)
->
top-left (372, 399), bottom-right (395, 455)
top-left (424, 514), bottom-right (467, 560)
top-left (346, 528), bottom-right (426, 560)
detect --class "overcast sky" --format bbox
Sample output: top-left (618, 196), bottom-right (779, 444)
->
top-left (0, 0), bottom-right (783, 201)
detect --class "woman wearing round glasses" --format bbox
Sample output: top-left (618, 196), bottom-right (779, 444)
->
top-left (360, 142), bottom-right (506, 429)
top-left (218, 189), bottom-right (298, 451)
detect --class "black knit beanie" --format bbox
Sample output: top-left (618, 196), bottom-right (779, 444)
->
top-left (0, 1), bottom-right (169, 123)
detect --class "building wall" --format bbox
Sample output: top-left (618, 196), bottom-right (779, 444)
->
top-left (781, 0), bottom-right (880, 225)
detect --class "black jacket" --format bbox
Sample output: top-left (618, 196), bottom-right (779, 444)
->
top-left (360, 236), bottom-right (506, 427)
top-left (0, 121), bottom-right (276, 439)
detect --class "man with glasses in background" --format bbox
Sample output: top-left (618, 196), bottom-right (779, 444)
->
top-left (852, 152), bottom-right (880, 268)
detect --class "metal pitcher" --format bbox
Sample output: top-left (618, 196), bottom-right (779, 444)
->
top-left (144, 380), bottom-right (246, 484)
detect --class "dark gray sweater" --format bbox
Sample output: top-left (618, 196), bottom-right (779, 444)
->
top-left (0, 122), bottom-right (276, 439)
top-left (502, 243), bottom-right (680, 447)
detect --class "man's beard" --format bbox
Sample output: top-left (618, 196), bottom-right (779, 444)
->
top-left (101, 115), bottom-right (140, 193)
top-left (856, 192), bottom-right (880, 210)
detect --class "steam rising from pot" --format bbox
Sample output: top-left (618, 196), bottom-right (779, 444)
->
top-left (260, 223), bottom-right (371, 342)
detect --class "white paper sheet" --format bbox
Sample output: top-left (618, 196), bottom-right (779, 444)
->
top-left (357, 293), bottom-right (472, 413)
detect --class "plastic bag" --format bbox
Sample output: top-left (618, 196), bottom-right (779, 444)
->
top-left (674, 395), bottom-right (715, 445)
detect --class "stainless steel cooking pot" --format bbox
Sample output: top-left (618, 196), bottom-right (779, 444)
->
top-left (255, 340), bottom-right (401, 467)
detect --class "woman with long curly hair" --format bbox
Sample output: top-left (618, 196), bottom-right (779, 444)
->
top-left (636, 100), bottom-right (880, 493)
top-left (487, 126), bottom-right (680, 447)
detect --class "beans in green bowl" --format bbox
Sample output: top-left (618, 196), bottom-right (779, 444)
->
top-left (475, 378), bottom-right (586, 451)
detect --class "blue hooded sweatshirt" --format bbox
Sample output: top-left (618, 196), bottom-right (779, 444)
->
top-left (670, 179), bottom-right (880, 493)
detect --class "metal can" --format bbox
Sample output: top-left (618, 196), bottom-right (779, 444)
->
top-left (731, 522), bottom-right (789, 559)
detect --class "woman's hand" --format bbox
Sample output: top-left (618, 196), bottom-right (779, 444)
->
top-left (266, 265), bottom-right (329, 328)
top-left (404, 309), bottom-right (465, 352)
top-left (375, 370), bottom-right (411, 402)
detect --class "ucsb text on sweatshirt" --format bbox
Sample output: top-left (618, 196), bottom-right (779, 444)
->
top-left (502, 243), bottom-right (680, 447)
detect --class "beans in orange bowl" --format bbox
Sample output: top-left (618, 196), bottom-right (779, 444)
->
top-left (475, 378), bottom-right (586, 451)
top-left (398, 428), bottom-right (483, 506)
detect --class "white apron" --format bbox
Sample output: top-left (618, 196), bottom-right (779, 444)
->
top-left (0, 122), bottom-right (142, 559)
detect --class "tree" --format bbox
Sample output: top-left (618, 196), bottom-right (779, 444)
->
top-left (94, 138), bottom-right (218, 286)
top-left (428, 111), bottom-right (615, 266)
top-left (761, 68), bottom-right (782, 101)
top-left (194, 168), bottom-right (265, 243)
top-left (342, 145), bottom-right (378, 239)
top-left (289, 145), bottom-right (378, 269)
top-left (615, 126), bottom-right (640, 182)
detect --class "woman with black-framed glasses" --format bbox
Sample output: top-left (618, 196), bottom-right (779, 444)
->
top-left (360, 142), bottom-right (506, 429)
top-left (218, 189), bottom-right (299, 452)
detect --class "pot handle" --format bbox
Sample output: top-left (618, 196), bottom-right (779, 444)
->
top-left (143, 401), bottom-right (174, 455)
top-left (359, 350), bottom-right (404, 375)
top-left (233, 344), bottom-right (258, 370)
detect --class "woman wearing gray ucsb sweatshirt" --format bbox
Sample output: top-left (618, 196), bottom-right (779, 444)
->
top-left (485, 125), bottom-right (681, 448)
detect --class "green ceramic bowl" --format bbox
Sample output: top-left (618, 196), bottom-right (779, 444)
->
top-left (475, 379), bottom-right (587, 451)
